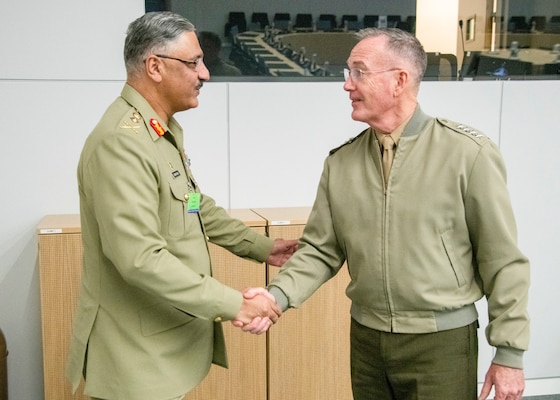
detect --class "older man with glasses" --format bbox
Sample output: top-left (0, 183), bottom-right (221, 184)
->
top-left (246, 27), bottom-right (530, 400)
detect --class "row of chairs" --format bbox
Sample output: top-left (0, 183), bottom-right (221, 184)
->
top-left (508, 15), bottom-right (560, 33)
top-left (225, 12), bottom-right (415, 37)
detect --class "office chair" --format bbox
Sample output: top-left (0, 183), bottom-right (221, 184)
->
top-left (317, 14), bottom-right (337, 31)
top-left (363, 15), bottom-right (379, 28)
top-left (387, 15), bottom-right (402, 28)
top-left (294, 13), bottom-right (313, 30)
top-left (273, 13), bottom-right (291, 31)
top-left (251, 12), bottom-right (269, 30)
top-left (340, 14), bottom-right (358, 28)
top-left (530, 16), bottom-right (546, 31)
top-left (225, 11), bottom-right (247, 37)
top-left (508, 16), bottom-right (530, 32)
top-left (543, 63), bottom-right (560, 75)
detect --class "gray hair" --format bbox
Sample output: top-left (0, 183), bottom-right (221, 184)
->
top-left (124, 11), bottom-right (195, 76)
top-left (356, 27), bottom-right (427, 85)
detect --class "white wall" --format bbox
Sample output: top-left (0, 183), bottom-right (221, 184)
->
top-left (1, 1), bottom-right (560, 399)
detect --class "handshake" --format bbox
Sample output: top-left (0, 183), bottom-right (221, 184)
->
top-left (231, 287), bottom-right (282, 335)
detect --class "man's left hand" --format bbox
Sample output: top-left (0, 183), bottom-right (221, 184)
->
top-left (266, 238), bottom-right (298, 267)
top-left (478, 363), bottom-right (524, 400)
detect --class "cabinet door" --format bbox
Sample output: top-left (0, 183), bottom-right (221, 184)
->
top-left (259, 208), bottom-right (353, 400)
top-left (186, 220), bottom-right (268, 400)
top-left (38, 230), bottom-right (89, 400)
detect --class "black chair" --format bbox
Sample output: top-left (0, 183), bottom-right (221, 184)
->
top-left (387, 15), bottom-right (402, 28)
top-left (225, 11), bottom-right (247, 37)
top-left (543, 63), bottom-right (560, 75)
top-left (530, 16), bottom-right (547, 31)
top-left (424, 52), bottom-right (458, 81)
top-left (363, 15), bottom-right (379, 28)
top-left (294, 13), bottom-right (313, 30)
top-left (273, 13), bottom-right (291, 31)
top-left (251, 12), bottom-right (269, 31)
top-left (508, 16), bottom-right (530, 32)
top-left (317, 14), bottom-right (337, 31)
top-left (407, 16), bottom-right (416, 30)
top-left (340, 14), bottom-right (358, 28)
top-left (545, 16), bottom-right (560, 33)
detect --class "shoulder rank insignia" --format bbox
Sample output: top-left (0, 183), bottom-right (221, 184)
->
top-left (119, 111), bottom-right (143, 134)
top-left (329, 128), bottom-right (369, 155)
top-left (437, 118), bottom-right (487, 140)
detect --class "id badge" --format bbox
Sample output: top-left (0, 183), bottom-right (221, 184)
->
top-left (187, 192), bottom-right (201, 213)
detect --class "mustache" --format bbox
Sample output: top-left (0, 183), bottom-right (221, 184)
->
top-left (197, 81), bottom-right (204, 90)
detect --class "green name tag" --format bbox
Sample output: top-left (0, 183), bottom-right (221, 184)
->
top-left (187, 192), bottom-right (201, 213)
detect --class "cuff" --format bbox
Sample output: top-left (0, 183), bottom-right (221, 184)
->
top-left (245, 231), bottom-right (275, 263)
top-left (268, 285), bottom-right (289, 312)
top-left (493, 347), bottom-right (524, 369)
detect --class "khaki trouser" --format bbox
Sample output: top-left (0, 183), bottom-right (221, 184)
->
top-left (350, 319), bottom-right (478, 400)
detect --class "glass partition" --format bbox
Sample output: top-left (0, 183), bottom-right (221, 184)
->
top-left (146, 0), bottom-right (560, 81)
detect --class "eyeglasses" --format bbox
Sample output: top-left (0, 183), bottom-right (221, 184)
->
top-left (155, 54), bottom-right (202, 70)
top-left (343, 67), bottom-right (401, 82)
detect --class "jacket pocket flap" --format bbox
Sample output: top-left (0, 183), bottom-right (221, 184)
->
top-left (139, 302), bottom-right (195, 336)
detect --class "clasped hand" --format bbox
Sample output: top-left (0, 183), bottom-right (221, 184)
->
top-left (231, 288), bottom-right (280, 335)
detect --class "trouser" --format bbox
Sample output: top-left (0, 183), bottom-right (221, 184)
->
top-left (350, 318), bottom-right (478, 400)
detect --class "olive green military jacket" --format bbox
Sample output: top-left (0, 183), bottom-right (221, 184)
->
top-left (269, 107), bottom-right (530, 369)
top-left (66, 84), bottom-right (273, 400)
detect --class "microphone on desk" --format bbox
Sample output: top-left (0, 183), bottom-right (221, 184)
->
top-left (458, 20), bottom-right (466, 78)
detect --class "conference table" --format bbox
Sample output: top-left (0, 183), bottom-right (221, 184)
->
top-left (234, 30), bottom-right (356, 77)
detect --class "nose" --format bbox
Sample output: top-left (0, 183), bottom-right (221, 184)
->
top-left (198, 61), bottom-right (210, 81)
top-left (343, 77), bottom-right (354, 92)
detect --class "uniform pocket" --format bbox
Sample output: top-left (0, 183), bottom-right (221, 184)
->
top-left (441, 229), bottom-right (467, 287)
top-left (167, 179), bottom-right (189, 237)
top-left (139, 302), bottom-right (195, 336)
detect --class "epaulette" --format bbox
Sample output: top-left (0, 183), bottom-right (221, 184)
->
top-left (437, 118), bottom-right (488, 143)
top-left (329, 128), bottom-right (369, 155)
top-left (117, 109), bottom-right (144, 135)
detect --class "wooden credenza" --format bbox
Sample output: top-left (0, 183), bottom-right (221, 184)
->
top-left (37, 208), bottom-right (352, 400)
top-left (253, 208), bottom-right (353, 400)
top-left (37, 214), bottom-right (88, 400)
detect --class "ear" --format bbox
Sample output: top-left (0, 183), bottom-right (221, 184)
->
top-left (393, 69), bottom-right (409, 96)
top-left (144, 55), bottom-right (164, 83)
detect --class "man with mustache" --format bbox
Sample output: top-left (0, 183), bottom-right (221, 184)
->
top-left (66, 11), bottom-right (297, 400)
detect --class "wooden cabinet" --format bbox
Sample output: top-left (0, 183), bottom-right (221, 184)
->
top-left (37, 214), bottom-right (88, 400)
top-left (253, 207), bottom-right (353, 400)
top-left (37, 208), bottom-right (353, 400)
